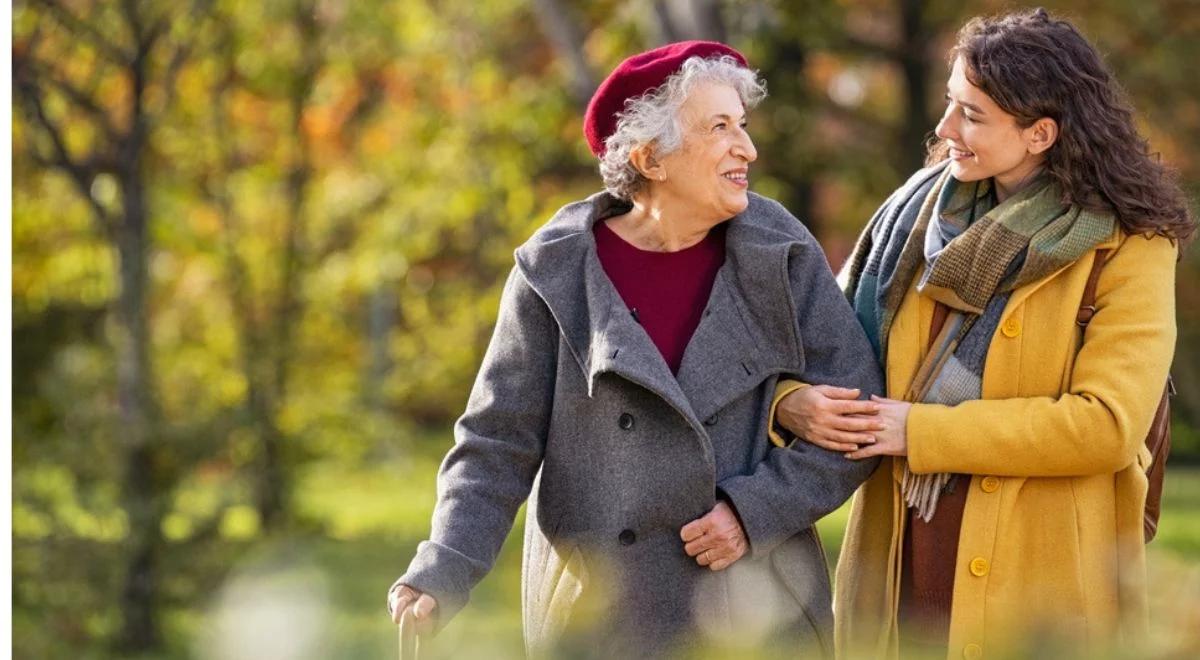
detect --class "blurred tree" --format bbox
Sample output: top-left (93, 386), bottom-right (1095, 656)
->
top-left (13, 0), bottom-right (212, 651)
top-left (201, 0), bottom-right (327, 531)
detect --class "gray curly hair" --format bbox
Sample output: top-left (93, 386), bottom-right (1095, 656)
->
top-left (599, 55), bottom-right (767, 200)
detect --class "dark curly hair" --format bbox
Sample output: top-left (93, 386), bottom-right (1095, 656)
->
top-left (927, 8), bottom-right (1195, 243)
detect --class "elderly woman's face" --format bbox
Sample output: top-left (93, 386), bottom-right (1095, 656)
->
top-left (657, 82), bottom-right (757, 221)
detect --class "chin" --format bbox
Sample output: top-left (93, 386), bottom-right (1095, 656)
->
top-left (948, 160), bottom-right (986, 182)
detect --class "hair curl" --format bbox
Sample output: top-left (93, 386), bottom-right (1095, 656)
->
top-left (599, 55), bottom-right (766, 200)
top-left (927, 8), bottom-right (1195, 243)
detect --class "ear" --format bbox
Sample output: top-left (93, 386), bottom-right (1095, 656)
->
top-left (629, 143), bottom-right (666, 182)
top-left (1025, 117), bottom-right (1058, 155)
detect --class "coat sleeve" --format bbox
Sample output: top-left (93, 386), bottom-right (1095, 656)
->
top-left (906, 234), bottom-right (1177, 477)
top-left (718, 231), bottom-right (885, 558)
top-left (394, 266), bottom-right (557, 628)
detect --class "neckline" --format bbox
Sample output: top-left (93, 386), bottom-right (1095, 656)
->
top-left (594, 218), bottom-right (724, 256)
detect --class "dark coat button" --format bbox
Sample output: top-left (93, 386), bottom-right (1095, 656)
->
top-left (703, 413), bottom-right (718, 427)
top-left (618, 413), bottom-right (634, 430)
top-left (619, 529), bottom-right (636, 545)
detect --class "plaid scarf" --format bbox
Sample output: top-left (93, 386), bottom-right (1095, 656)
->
top-left (844, 163), bottom-right (1115, 520)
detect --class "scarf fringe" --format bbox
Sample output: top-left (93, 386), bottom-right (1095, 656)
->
top-left (901, 462), bottom-right (953, 523)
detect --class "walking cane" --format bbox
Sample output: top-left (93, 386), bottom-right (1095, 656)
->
top-left (398, 606), bottom-right (419, 660)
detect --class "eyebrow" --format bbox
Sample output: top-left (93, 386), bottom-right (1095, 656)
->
top-left (707, 112), bottom-right (747, 123)
top-left (946, 90), bottom-right (985, 115)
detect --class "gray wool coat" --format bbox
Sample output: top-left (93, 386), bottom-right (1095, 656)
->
top-left (396, 192), bottom-right (883, 657)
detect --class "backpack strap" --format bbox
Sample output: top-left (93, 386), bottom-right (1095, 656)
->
top-left (1076, 249), bottom-right (1111, 327)
top-left (1076, 246), bottom-right (1175, 543)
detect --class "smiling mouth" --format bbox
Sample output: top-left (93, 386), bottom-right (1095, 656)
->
top-left (721, 171), bottom-right (747, 184)
top-left (949, 146), bottom-right (975, 159)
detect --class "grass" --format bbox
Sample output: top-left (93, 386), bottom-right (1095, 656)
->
top-left (18, 447), bottom-right (1200, 658)
top-left (184, 455), bottom-right (1200, 659)
top-left (1154, 459), bottom-right (1200, 556)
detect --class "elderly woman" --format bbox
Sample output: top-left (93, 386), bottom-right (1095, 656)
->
top-left (774, 9), bottom-right (1191, 659)
top-left (386, 41), bottom-right (882, 657)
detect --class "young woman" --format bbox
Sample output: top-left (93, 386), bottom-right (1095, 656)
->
top-left (774, 8), bottom-right (1193, 659)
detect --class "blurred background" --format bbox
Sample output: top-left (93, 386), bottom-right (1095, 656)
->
top-left (11, 0), bottom-right (1200, 658)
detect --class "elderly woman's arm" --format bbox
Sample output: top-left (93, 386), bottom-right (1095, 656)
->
top-left (770, 382), bottom-right (883, 451)
top-left (718, 225), bottom-right (884, 558)
top-left (389, 266), bottom-right (557, 630)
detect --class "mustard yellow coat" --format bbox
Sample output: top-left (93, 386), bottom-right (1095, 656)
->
top-left (833, 230), bottom-right (1177, 660)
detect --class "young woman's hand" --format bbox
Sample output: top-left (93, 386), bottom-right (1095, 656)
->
top-left (845, 395), bottom-right (911, 459)
top-left (776, 385), bottom-right (884, 452)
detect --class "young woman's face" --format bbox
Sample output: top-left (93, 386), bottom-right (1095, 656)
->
top-left (936, 57), bottom-right (1047, 198)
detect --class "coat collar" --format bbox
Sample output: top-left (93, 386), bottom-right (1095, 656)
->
top-left (1001, 224), bottom-right (1125, 318)
top-left (514, 192), bottom-right (805, 430)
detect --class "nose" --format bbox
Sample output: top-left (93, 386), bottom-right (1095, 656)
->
top-left (733, 125), bottom-right (757, 163)
top-left (935, 105), bottom-right (956, 141)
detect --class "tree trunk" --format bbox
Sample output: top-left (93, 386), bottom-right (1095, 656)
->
top-left (650, 0), bottom-right (726, 43)
top-left (113, 28), bottom-right (169, 653)
top-left (365, 283), bottom-right (398, 410)
top-left (114, 138), bottom-right (165, 654)
top-left (897, 0), bottom-right (934, 173)
top-left (530, 0), bottom-right (595, 108)
top-left (256, 1), bottom-right (321, 529)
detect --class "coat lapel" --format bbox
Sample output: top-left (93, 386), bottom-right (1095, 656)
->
top-left (515, 193), bottom-right (705, 435)
top-left (675, 268), bottom-right (765, 425)
top-left (676, 211), bottom-right (805, 424)
top-left (584, 275), bottom-right (704, 434)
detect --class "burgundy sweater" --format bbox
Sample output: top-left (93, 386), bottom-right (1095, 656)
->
top-left (593, 220), bottom-right (726, 374)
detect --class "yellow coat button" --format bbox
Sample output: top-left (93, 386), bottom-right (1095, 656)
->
top-left (969, 557), bottom-right (989, 577)
top-left (1001, 317), bottom-right (1021, 337)
top-left (963, 643), bottom-right (983, 659)
top-left (981, 476), bottom-right (1001, 493)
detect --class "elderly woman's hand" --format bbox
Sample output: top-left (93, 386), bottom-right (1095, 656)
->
top-left (777, 385), bottom-right (884, 452)
top-left (388, 583), bottom-right (438, 636)
top-left (845, 395), bottom-right (910, 460)
top-left (681, 501), bottom-right (748, 571)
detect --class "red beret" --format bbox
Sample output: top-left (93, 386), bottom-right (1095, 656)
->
top-left (584, 40), bottom-right (748, 157)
